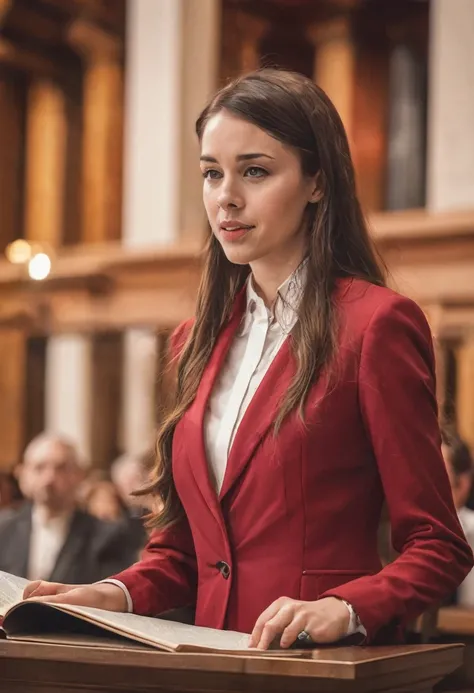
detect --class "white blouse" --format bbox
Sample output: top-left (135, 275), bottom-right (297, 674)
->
top-left (203, 265), bottom-right (303, 492)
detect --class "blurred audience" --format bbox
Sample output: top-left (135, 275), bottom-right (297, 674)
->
top-left (0, 433), bottom-right (137, 583)
top-left (110, 452), bottom-right (151, 509)
top-left (109, 452), bottom-right (151, 550)
top-left (83, 479), bottom-right (128, 523)
top-left (0, 471), bottom-right (23, 510)
top-left (442, 430), bottom-right (474, 606)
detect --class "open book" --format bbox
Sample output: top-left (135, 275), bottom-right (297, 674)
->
top-left (0, 570), bottom-right (256, 653)
top-left (0, 570), bottom-right (295, 655)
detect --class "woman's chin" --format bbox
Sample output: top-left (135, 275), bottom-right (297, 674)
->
top-left (221, 245), bottom-right (255, 266)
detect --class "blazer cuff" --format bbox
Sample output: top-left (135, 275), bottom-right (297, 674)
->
top-left (98, 579), bottom-right (133, 613)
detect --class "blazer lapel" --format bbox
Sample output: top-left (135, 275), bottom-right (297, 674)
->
top-left (183, 291), bottom-right (247, 529)
top-left (219, 336), bottom-right (295, 501)
top-left (49, 511), bottom-right (87, 583)
top-left (218, 276), bottom-right (354, 502)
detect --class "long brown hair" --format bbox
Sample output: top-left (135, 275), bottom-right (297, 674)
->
top-left (146, 69), bottom-right (386, 530)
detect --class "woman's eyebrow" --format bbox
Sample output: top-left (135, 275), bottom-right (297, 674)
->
top-left (200, 152), bottom-right (275, 163)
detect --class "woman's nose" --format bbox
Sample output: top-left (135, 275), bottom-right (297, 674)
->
top-left (217, 181), bottom-right (243, 210)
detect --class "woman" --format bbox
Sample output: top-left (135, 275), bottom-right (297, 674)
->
top-left (23, 69), bottom-right (473, 649)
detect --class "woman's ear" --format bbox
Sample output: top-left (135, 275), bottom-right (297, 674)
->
top-left (308, 171), bottom-right (324, 204)
top-left (309, 188), bottom-right (324, 204)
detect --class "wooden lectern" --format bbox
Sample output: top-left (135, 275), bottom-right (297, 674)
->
top-left (0, 641), bottom-right (464, 693)
top-left (434, 607), bottom-right (474, 691)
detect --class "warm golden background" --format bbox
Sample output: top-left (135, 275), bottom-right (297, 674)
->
top-left (0, 0), bottom-right (473, 474)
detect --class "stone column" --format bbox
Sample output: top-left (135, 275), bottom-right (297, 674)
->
top-left (121, 330), bottom-right (157, 456)
top-left (45, 334), bottom-right (92, 465)
top-left (426, 0), bottom-right (474, 444)
top-left (179, 0), bottom-right (221, 241)
top-left (427, 0), bottom-right (474, 212)
top-left (120, 0), bottom-right (220, 456)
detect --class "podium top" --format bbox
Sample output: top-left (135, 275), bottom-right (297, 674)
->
top-left (0, 640), bottom-right (464, 693)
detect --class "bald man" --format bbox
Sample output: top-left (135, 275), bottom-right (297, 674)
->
top-left (0, 433), bottom-right (136, 584)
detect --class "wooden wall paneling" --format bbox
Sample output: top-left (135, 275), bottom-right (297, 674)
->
top-left (384, 10), bottom-right (428, 211)
top-left (23, 77), bottom-right (67, 247)
top-left (308, 14), bottom-right (356, 144)
top-left (0, 39), bottom-right (60, 76)
top-left (89, 331), bottom-right (123, 469)
top-left (259, 22), bottom-right (314, 77)
top-left (350, 7), bottom-right (390, 212)
top-left (456, 336), bottom-right (474, 451)
top-left (24, 335), bottom-right (46, 445)
top-left (3, 1), bottom-right (65, 45)
top-left (62, 59), bottom-right (83, 246)
top-left (68, 20), bottom-right (124, 244)
top-left (154, 329), bottom-right (173, 427)
top-left (0, 0), bottom-right (13, 28)
top-left (0, 68), bottom-right (25, 253)
top-left (308, 7), bottom-right (390, 213)
top-left (0, 329), bottom-right (26, 470)
top-left (220, 6), bottom-right (270, 82)
top-left (442, 343), bottom-right (458, 428)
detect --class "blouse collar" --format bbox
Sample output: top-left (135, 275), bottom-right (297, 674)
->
top-left (240, 258), bottom-right (308, 336)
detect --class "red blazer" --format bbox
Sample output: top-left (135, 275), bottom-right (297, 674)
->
top-left (112, 278), bottom-right (473, 643)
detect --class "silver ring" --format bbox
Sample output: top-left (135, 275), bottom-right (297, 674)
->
top-left (296, 630), bottom-right (314, 644)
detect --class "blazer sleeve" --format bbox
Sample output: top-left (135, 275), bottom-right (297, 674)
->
top-left (108, 319), bottom-right (198, 616)
top-left (321, 294), bottom-right (473, 641)
top-left (108, 517), bottom-right (197, 616)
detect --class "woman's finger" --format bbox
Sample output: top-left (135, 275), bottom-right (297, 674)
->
top-left (27, 586), bottom-right (94, 607)
top-left (279, 612), bottom-right (307, 649)
top-left (249, 598), bottom-right (285, 647)
top-left (22, 580), bottom-right (43, 599)
top-left (255, 603), bottom-right (296, 650)
top-left (23, 581), bottom-right (76, 600)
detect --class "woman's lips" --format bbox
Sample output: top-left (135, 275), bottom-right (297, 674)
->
top-left (219, 226), bottom-right (254, 242)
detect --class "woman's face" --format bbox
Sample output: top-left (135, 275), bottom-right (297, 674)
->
top-left (200, 111), bottom-right (319, 271)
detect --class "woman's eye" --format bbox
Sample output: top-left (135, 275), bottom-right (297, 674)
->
top-left (245, 166), bottom-right (267, 179)
top-left (202, 169), bottom-right (222, 180)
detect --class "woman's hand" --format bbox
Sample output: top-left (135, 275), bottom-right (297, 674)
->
top-left (23, 581), bottom-right (128, 612)
top-left (249, 596), bottom-right (350, 649)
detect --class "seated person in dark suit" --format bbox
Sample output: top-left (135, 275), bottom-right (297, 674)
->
top-left (0, 433), bottom-right (137, 584)
top-left (442, 430), bottom-right (474, 606)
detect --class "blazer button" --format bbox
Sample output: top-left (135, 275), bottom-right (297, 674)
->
top-left (216, 561), bottom-right (231, 579)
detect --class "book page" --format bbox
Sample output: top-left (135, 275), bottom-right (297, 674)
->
top-left (0, 571), bottom-right (29, 616)
top-left (15, 632), bottom-right (154, 650)
top-left (47, 603), bottom-right (251, 652)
